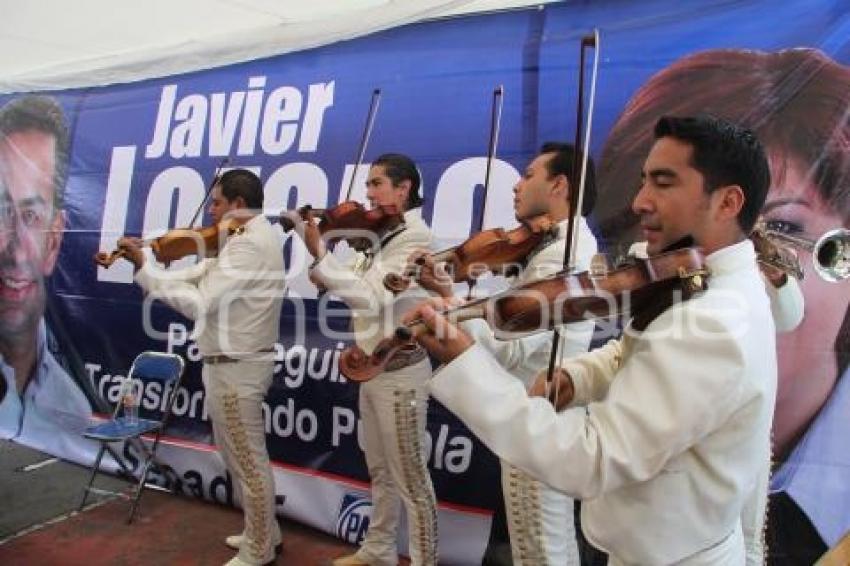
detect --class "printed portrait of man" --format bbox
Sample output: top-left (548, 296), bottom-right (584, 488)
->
top-left (0, 95), bottom-right (97, 463)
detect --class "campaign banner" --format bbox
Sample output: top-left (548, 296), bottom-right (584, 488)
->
top-left (1, 1), bottom-right (848, 563)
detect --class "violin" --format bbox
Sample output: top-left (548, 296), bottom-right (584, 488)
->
top-left (94, 217), bottom-right (243, 268)
top-left (280, 201), bottom-right (405, 252)
top-left (339, 246), bottom-right (710, 382)
top-left (384, 214), bottom-right (558, 293)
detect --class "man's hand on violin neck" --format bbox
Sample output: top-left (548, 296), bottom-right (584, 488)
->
top-left (308, 270), bottom-right (328, 292)
top-left (528, 368), bottom-right (575, 411)
top-left (117, 237), bottom-right (145, 271)
top-left (407, 249), bottom-right (454, 298)
top-left (404, 303), bottom-right (473, 364)
top-left (282, 209), bottom-right (326, 260)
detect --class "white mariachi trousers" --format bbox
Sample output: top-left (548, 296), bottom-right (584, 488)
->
top-left (503, 463), bottom-right (580, 565)
top-left (354, 358), bottom-right (438, 566)
top-left (204, 361), bottom-right (281, 565)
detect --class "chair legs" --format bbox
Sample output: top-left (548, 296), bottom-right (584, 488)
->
top-left (79, 436), bottom-right (170, 524)
top-left (126, 435), bottom-right (168, 524)
top-left (127, 457), bottom-right (154, 524)
top-left (107, 444), bottom-right (135, 478)
top-left (79, 444), bottom-right (108, 511)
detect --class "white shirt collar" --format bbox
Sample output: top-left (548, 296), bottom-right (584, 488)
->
top-left (704, 239), bottom-right (756, 275)
top-left (555, 216), bottom-right (588, 240)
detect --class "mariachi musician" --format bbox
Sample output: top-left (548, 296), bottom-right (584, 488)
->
top-left (286, 153), bottom-right (439, 566)
top-left (408, 115), bottom-right (780, 566)
top-left (410, 141), bottom-right (598, 566)
top-left (114, 169), bottom-right (285, 566)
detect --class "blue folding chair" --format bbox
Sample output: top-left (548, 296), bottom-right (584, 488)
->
top-left (78, 351), bottom-right (185, 523)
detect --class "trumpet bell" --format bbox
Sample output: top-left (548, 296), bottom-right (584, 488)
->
top-left (814, 229), bottom-right (850, 282)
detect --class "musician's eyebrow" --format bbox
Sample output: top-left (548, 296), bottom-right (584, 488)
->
top-left (651, 168), bottom-right (677, 179)
top-left (641, 168), bottom-right (678, 182)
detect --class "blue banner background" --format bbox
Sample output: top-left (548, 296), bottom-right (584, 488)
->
top-left (4, 0), bottom-right (848, 544)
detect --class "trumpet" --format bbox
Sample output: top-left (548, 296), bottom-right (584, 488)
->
top-left (753, 221), bottom-right (850, 282)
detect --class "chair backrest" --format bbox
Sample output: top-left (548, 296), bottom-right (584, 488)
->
top-left (129, 352), bottom-right (185, 385)
top-left (114, 352), bottom-right (186, 421)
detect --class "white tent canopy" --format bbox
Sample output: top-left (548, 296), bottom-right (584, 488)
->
top-left (0, 0), bottom-right (556, 94)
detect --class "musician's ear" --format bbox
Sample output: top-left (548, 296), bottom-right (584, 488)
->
top-left (395, 179), bottom-right (411, 207)
top-left (713, 184), bottom-right (745, 223)
top-left (551, 173), bottom-right (569, 199)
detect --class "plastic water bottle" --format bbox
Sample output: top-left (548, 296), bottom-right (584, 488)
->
top-left (122, 382), bottom-right (139, 425)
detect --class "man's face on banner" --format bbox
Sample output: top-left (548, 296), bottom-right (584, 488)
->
top-left (0, 129), bottom-right (64, 339)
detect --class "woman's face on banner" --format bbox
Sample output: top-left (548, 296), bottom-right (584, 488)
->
top-left (760, 154), bottom-right (850, 453)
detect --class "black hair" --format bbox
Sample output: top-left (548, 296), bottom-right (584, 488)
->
top-left (0, 95), bottom-right (69, 209)
top-left (218, 168), bottom-right (264, 209)
top-left (372, 153), bottom-right (423, 209)
top-left (654, 115), bottom-right (770, 232)
top-left (539, 142), bottom-right (596, 216)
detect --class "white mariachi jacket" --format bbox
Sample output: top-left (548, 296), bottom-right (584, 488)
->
top-left (431, 239), bottom-right (777, 565)
top-left (135, 214), bottom-right (286, 357)
top-left (310, 207), bottom-right (432, 354)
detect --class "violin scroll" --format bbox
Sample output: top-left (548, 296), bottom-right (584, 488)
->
top-left (337, 345), bottom-right (379, 382)
top-left (383, 270), bottom-right (415, 295)
top-left (338, 337), bottom-right (423, 382)
top-left (94, 249), bottom-right (126, 268)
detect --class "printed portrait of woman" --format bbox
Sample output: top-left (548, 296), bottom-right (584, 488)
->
top-left (594, 47), bottom-right (850, 565)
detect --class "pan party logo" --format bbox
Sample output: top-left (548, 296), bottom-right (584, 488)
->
top-left (336, 492), bottom-right (372, 545)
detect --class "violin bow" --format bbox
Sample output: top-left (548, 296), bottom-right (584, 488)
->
top-left (188, 156), bottom-right (231, 228)
top-left (478, 85), bottom-right (505, 234)
top-left (545, 29), bottom-right (601, 405)
top-left (466, 85), bottom-right (505, 299)
top-left (344, 88), bottom-right (382, 203)
top-left (305, 88), bottom-right (381, 301)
